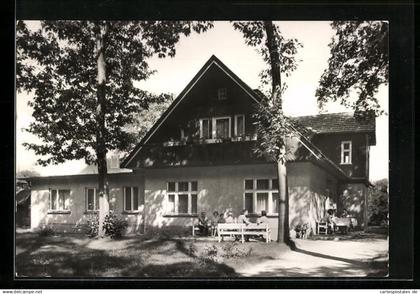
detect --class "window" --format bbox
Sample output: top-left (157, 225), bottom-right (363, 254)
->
top-left (244, 193), bottom-right (254, 213)
top-left (234, 114), bottom-right (245, 137)
top-left (244, 179), bottom-right (279, 214)
top-left (256, 179), bottom-right (269, 190)
top-left (213, 116), bottom-right (231, 139)
top-left (256, 193), bottom-right (269, 213)
top-left (199, 118), bottom-right (211, 139)
top-left (166, 181), bottom-right (198, 215)
top-left (124, 186), bottom-right (140, 212)
top-left (341, 141), bottom-right (352, 164)
top-left (199, 116), bottom-right (232, 140)
top-left (85, 188), bottom-right (99, 211)
top-left (49, 189), bottom-right (70, 211)
top-left (217, 88), bottom-right (227, 100)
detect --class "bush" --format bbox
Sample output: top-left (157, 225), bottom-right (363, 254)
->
top-left (85, 214), bottom-right (99, 238)
top-left (368, 179), bottom-right (389, 226)
top-left (38, 225), bottom-right (55, 237)
top-left (103, 213), bottom-right (128, 239)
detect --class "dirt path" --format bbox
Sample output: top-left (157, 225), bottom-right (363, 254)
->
top-left (237, 238), bottom-right (388, 277)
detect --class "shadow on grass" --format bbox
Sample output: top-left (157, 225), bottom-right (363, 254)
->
top-left (15, 233), bottom-right (238, 278)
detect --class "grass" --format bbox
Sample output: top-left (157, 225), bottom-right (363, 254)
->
top-left (15, 232), bottom-right (288, 278)
top-left (15, 231), bottom-right (388, 278)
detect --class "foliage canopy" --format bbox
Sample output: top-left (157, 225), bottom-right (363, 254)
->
top-left (16, 20), bottom-right (213, 166)
top-left (316, 21), bottom-right (388, 121)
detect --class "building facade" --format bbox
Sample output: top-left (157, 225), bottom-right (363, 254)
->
top-left (25, 55), bottom-right (376, 240)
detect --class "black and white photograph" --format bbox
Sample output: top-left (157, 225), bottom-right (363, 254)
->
top-left (15, 18), bottom-right (395, 280)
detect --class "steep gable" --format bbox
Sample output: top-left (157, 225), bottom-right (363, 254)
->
top-left (122, 55), bottom-right (261, 167)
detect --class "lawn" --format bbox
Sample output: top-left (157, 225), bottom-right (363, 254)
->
top-left (15, 231), bottom-right (388, 278)
top-left (15, 232), bottom-right (289, 277)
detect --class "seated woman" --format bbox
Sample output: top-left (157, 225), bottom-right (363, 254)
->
top-left (326, 209), bottom-right (337, 233)
top-left (257, 210), bottom-right (270, 241)
top-left (210, 211), bottom-right (219, 236)
top-left (341, 209), bottom-right (349, 218)
top-left (257, 210), bottom-right (269, 225)
top-left (198, 211), bottom-right (210, 236)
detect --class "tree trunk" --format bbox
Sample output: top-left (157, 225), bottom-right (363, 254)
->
top-left (264, 21), bottom-right (282, 100)
top-left (264, 21), bottom-right (289, 243)
top-left (95, 22), bottom-right (109, 237)
top-left (276, 159), bottom-right (288, 242)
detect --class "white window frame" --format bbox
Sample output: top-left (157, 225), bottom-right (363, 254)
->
top-left (340, 140), bottom-right (352, 165)
top-left (166, 181), bottom-right (198, 215)
top-left (49, 189), bottom-right (71, 212)
top-left (234, 114), bottom-right (245, 137)
top-left (212, 116), bottom-right (231, 139)
top-left (85, 187), bottom-right (98, 212)
top-left (199, 118), bottom-right (211, 139)
top-left (123, 186), bottom-right (140, 212)
top-left (243, 179), bottom-right (279, 215)
top-left (217, 87), bottom-right (227, 100)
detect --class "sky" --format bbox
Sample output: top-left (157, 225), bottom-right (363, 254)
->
top-left (16, 21), bottom-right (389, 181)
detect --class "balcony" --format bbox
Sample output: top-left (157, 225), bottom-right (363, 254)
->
top-left (162, 134), bottom-right (258, 147)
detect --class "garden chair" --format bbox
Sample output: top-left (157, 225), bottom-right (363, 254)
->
top-left (317, 221), bottom-right (329, 235)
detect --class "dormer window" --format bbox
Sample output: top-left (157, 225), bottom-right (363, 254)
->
top-left (217, 88), bottom-right (227, 100)
top-left (340, 141), bottom-right (352, 164)
top-left (234, 114), bottom-right (245, 137)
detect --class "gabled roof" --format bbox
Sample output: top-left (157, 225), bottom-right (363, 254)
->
top-left (121, 55), bottom-right (370, 181)
top-left (292, 112), bottom-right (375, 134)
top-left (121, 55), bottom-right (262, 168)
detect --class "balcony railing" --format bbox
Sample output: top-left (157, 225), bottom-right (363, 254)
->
top-left (162, 134), bottom-right (258, 147)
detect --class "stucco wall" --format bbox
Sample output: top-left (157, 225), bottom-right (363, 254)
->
top-left (288, 162), bottom-right (338, 236)
top-left (30, 173), bottom-right (145, 234)
top-left (143, 162), bottom-right (338, 241)
top-left (340, 183), bottom-right (367, 229)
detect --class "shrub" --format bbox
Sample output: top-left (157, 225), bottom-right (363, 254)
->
top-left (103, 213), bottom-right (128, 239)
top-left (38, 225), bottom-right (55, 237)
top-left (368, 179), bottom-right (389, 226)
top-left (85, 214), bottom-right (99, 238)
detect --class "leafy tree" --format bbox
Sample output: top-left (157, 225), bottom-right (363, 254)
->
top-left (233, 21), bottom-right (302, 243)
top-left (16, 20), bottom-right (213, 236)
top-left (16, 169), bottom-right (41, 178)
top-left (124, 93), bottom-right (174, 148)
top-left (316, 21), bottom-right (388, 121)
top-left (368, 178), bottom-right (388, 226)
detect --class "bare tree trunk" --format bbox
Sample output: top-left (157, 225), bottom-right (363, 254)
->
top-left (276, 159), bottom-right (289, 243)
top-left (264, 21), bottom-right (281, 100)
top-left (95, 22), bottom-right (109, 237)
top-left (264, 21), bottom-right (289, 243)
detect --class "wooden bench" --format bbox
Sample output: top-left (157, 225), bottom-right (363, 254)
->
top-left (217, 223), bottom-right (271, 243)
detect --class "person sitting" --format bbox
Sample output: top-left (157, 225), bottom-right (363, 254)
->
top-left (257, 210), bottom-right (269, 225)
top-left (217, 212), bottom-right (226, 224)
top-left (341, 209), bottom-right (349, 218)
top-left (198, 211), bottom-right (210, 236)
top-left (238, 209), bottom-right (251, 225)
top-left (224, 210), bottom-right (235, 223)
top-left (257, 210), bottom-right (269, 241)
top-left (210, 211), bottom-right (219, 236)
top-left (326, 209), bottom-right (337, 233)
top-left (237, 209), bottom-right (251, 241)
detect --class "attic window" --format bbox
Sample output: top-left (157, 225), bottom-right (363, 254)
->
top-left (217, 88), bottom-right (227, 100)
top-left (340, 141), bottom-right (352, 165)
